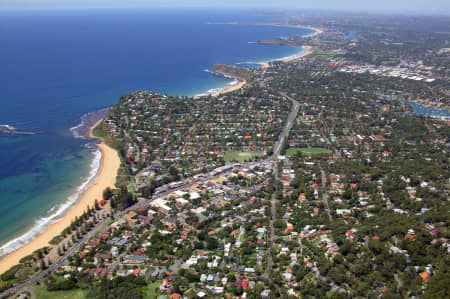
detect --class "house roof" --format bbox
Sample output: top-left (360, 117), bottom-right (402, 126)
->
top-left (419, 272), bottom-right (430, 282)
top-left (242, 280), bottom-right (249, 288)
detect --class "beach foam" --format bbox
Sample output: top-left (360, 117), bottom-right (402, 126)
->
top-left (0, 124), bottom-right (16, 130)
top-left (200, 69), bottom-right (239, 96)
top-left (70, 121), bottom-right (85, 139)
top-left (0, 148), bottom-right (102, 257)
top-left (70, 108), bottom-right (111, 139)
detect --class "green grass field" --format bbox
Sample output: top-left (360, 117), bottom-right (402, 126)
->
top-left (29, 285), bottom-right (86, 299)
top-left (143, 281), bottom-right (161, 299)
top-left (286, 147), bottom-right (331, 157)
top-left (224, 151), bottom-right (265, 162)
top-left (91, 121), bottom-right (108, 139)
top-left (27, 280), bottom-right (160, 299)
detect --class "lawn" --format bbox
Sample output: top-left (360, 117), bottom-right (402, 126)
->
top-left (29, 285), bottom-right (86, 299)
top-left (143, 281), bottom-right (161, 299)
top-left (91, 121), bottom-right (108, 139)
top-left (286, 147), bottom-right (331, 157)
top-left (224, 151), bottom-right (265, 162)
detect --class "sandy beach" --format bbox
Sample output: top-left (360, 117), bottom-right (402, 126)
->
top-left (211, 22), bottom-right (324, 38)
top-left (300, 26), bottom-right (324, 37)
top-left (212, 80), bottom-right (247, 96)
top-left (268, 24), bottom-right (323, 38)
top-left (283, 45), bottom-right (314, 62)
top-left (0, 121), bottom-right (120, 274)
top-left (257, 25), bottom-right (321, 65)
top-left (256, 62), bottom-right (270, 68)
top-left (210, 43), bottom-right (314, 97)
top-left (208, 24), bottom-right (322, 97)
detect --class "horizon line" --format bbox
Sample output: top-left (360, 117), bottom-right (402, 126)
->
top-left (0, 6), bottom-right (449, 17)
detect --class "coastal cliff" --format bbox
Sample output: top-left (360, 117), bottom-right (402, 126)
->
top-left (211, 64), bottom-right (253, 81)
top-left (257, 37), bottom-right (304, 47)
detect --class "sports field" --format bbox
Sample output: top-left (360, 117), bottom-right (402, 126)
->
top-left (286, 147), bottom-right (331, 156)
top-left (224, 151), bottom-right (265, 162)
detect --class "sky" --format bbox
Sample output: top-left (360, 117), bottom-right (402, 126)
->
top-left (1, 0), bottom-right (449, 14)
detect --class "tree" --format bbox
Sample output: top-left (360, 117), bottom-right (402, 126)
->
top-left (40, 259), bottom-right (46, 270)
top-left (274, 219), bottom-right (286, 230)
top-left (425, 268), bottom-right (450, 298)
top-left (169, 166), bottom-right (178, 176)
top-left (206, 238), bottom-right (218, 250)
top-left (103, 187), bottom-right (113, 201)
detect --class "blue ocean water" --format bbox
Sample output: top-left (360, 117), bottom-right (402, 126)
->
top-left (0, 9), bottom-right (313, 255)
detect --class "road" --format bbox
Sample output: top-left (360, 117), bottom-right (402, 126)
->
top-left (0, 216), bottom-right (110, 299)
top-left (319, 164), bottom-right (333, 223)
top-left (265, 92), bottom-right (300, 277)
top-left (0, 166), bottom-right (238, 298)
top-left (2, 93), bottom-right (300, 298)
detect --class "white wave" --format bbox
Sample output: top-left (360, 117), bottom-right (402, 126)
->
top-left (0, 148), bottom-right (102, 257)
top-left (269, 48), bottom-right (308, 62)
top-left (228, 80), bottom-right (238, 86)
top-left (194, 93), bottom-right (208, 98)
top-left (69, 117), bottom-right (86, 139)
top-left (0, 124), bottom-right (16, 130)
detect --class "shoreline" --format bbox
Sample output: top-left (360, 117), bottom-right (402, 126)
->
top-left (202, 23), bottom-right (322, 97)
top-left (256, 62), bottom-right (270, 68)
top-left (282, 45), bottom-right (314, 62)
top-left (211, 80), bottom-right (247, 97)
top-left (207, 45), bottom-right (315, 98)
top-left (250, 24), bottom-right (322, 68)
top-left (209, 22), bottom-right (323, 37)
top-left (0, 22), bottom-right (321, 274)
top-left (0, 120), bottom-right (120, 274)
top-left (300, 26), bottom-right (324, 37)
top-left (252, 45), bottom-right (314, 69)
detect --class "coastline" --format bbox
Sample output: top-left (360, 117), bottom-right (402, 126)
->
top-left (256, 62), bottom-right (270, 68)
top-left (283, 45), bottom-right (314, 62)
top-left (253, 24), bottom-right (322, 67)
top-left (208, 45), bottom-right (316, 98)
top-left (203, 24), bottom-right (322, 97)
top-left (300, 26), bottom-right (324, 37)
top-left (211, 80), bottom-right (247, 96)
top-left (210, 22), bottom-right (323, 37)
top-left (267, 24), bottom-right (323, 38)
top-left (0, 22), bottom-right (320, 274)
top-left (252, 45), bottom-right (314, 69)
top-left (0, 120), bottom-right (120, 274)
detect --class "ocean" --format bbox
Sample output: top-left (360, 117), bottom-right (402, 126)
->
top-left (0, 8), bottom-right (314, 256)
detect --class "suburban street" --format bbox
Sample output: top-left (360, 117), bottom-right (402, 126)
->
top-left (1, 93), bottom-right (300, 298)
top-left (266, 92), bottom-right (300, 277)
top-left (320, 165), bottom-right (333, 223)
top-left (0, 163), bottom-right (239, 298)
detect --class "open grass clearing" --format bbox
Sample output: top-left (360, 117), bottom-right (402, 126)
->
top-left (29, 285), bottom-right (86, 299)
top-left (143, 280), bottom-right (162, 299)
top-left (286, 147), bottom-right (331, 157)
top-left (224, 151), bottom-right (265, 162)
